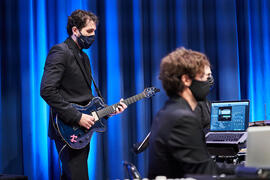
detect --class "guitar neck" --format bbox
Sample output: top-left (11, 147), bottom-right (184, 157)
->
top-left (96, 92), bottom-right (145, 119)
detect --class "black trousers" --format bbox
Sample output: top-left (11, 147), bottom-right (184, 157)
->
top-left (54, 136), bottom-right (90, 180)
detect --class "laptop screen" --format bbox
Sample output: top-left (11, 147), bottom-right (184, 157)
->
top-left (210, 100), bottom-right (250, 131)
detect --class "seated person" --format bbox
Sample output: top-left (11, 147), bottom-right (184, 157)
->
top-left (148, 47), bottom-right (217, 178)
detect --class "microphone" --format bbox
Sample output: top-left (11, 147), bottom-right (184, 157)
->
top-left (122, 161), bottom-right (141, 179)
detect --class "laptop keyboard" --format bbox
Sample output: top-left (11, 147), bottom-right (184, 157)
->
top-left (207, 133), bottom-right (244, 142)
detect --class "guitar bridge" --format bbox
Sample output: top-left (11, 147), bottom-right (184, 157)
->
top-left (72, 126), bottom-right (79, 131)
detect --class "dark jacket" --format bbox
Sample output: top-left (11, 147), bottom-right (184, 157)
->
top-left (148, 96), bottom-right (216, 178)
top-left (40, 38), bottom-right (93, 139)
top-left (198, 100), bottom-right (211, 134)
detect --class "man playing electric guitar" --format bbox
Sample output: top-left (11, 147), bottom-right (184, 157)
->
top-left (40, 10), bottom-right (127, 180)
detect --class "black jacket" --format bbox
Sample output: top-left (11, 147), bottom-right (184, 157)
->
top-left (148, 96), bottom-right (216, 178)
top-left (40, 38), bottom-right (93, 139)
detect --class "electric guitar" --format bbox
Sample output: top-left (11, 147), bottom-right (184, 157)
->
top-left (55, 87), bottom-right (160, 149)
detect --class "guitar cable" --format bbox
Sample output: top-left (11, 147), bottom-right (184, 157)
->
top-left (58, 144), bottom-right (67, 180)
top-left (50, 108), bottom-right (67, 180)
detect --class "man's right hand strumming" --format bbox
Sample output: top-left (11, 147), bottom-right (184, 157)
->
top-left (78, 114), bottom-right (95, 129)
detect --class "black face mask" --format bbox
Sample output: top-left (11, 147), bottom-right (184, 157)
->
top-left (190, 76), bottom-right (214, 101)
top-left (77, 32), bottom-right (95, 49)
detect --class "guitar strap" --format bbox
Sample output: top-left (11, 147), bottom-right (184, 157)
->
top-left (89, 71), bottom-right (105, 103)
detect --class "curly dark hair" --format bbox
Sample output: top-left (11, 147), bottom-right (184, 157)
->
top-left (67, 10), bottom-right (98, 36)
top-left (159, 47), bottom-right (210, 97)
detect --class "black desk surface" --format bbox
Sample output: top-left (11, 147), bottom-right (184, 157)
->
top-left (0, 174), bottom-right (27, 180)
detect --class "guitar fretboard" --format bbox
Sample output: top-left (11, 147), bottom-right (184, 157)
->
top-left (96, 92), bottom-right (145, 119)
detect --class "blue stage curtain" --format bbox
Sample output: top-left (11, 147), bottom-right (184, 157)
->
top-left (0, 0), bottom-right (270, 179)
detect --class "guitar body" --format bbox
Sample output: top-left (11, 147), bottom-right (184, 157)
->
top-left (55, 97), bottom-right (107, 149)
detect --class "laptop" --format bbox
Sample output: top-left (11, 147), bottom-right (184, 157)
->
top-left (206, 100), bottom-right (250, 144)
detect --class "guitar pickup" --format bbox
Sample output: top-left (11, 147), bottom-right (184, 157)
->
top-left (91, 111), bottom-right (99, 121)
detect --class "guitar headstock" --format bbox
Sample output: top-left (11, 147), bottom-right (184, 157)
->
top-left (143, 87), bottom-right (160, 98)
